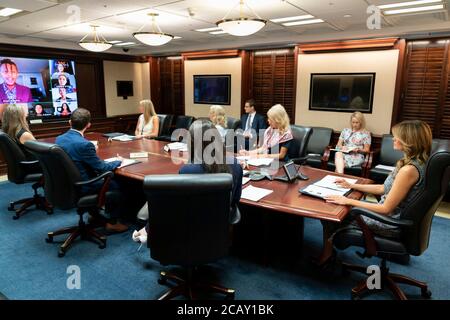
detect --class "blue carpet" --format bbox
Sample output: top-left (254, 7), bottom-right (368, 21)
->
top-left (0, 181), bottom-right (449, 300)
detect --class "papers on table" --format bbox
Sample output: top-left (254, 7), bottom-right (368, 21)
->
top-left (164, 142), bottom-right (188, 152)
top-left (242, 177), bottom-right (251, 185)
top-left (241, 185), bottom-right (273, 202)
top-left (104, 157), bottom-right (140, 169)
top-left (375, 164), bottom-right (396, 172)
top-left (330, 146), bottom-right (358, 153)
top-left (111, 134), bottom-right (136, 142)
top-left (299, 174), bottom-right (357, 200)
top-left (236, 156), bottom-right (274, 167)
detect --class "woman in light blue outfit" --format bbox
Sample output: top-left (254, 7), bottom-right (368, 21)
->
top-left (334, 111), bottom-right (371, 173)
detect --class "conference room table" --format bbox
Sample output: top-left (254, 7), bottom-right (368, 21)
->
top-left (41, 132), bottom-right (372, 260)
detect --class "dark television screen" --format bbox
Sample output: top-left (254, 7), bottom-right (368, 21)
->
top-left (117, 81), bottom-right (133, 98)
top-left (193, 75), bottom-right (231, 105)
top-left (309, 73), bottom-right (375, 113)
top-left (0, 56), bottom-right (78, 119)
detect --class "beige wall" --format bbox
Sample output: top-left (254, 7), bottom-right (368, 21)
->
top-left (295, 50), bottom-right (399, 135)
top-left (103, 61), bottom-right (150, 117)
top-left (184, 58), bottom-right (241, 120)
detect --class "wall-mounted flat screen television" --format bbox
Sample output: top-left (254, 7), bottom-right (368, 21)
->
top-left (0, 56), bottom-right (78, 119)
top-left (117, 80), bottom-right (133, 99)
top-left (194, 75), bottom-right (231, 105)
top-left (309, 73), bottom-right (375, 113)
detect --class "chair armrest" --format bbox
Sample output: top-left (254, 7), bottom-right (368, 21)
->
top-left (321, 145), bottom-right (333, 169)
top-left (74, 171), bottom-right (113, 187)
top-left (361, 151), bottom-right (373, 178)
top-left (350, 207), bottom-right (413, 228)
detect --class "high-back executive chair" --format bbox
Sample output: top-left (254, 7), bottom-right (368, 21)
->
top-left (25, 140), bottom-right (117, 257)
top-left (157, 115), bottom-right (194, 142)
top-left (157, 114), bottom-right (174, 137)
top-left (332, 147), bottom-right (450, 300)
top-left (226, 117), bottom-right (241, 131)
top-left (289, 125), bottom-right (313, 164)
top-left (304, 127), bottom-right (333, 168)
top-left (0, 131), bottom-right (52, 219)
top-left (143, 173), bottom-right (235, 300)
top-left (368, 134), bottom-right (403, 184)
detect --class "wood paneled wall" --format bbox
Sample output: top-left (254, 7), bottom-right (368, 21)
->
top-left (396, 39), bottom-right (450, 139)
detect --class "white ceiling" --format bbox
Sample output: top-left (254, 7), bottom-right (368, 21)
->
top-left (0, 0), bottom-right (450, 56)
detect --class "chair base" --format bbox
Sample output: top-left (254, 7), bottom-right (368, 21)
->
top-left (342, 261), bottom-right (431, 300)
top-left (46, 215), bottom-right (106, 257)
top-left (157, 270), bottom-right (235, 300)
top-left (8, 193), bottom-right (53, 219)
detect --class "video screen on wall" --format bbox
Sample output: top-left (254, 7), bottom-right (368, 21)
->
top-left (193, 75), bottom-right (231, 105)
top-left (0, 56), bottom-right (78, 119)
top-left (309, 73), bottom-right (375, 113)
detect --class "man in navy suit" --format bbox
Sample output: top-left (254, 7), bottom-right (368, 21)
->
top-left (56, 108), bottom-right (128, 233)
top-left (240, 99), bottom-right (266, 150)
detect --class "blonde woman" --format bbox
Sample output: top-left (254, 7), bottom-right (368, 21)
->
top-left (334, 111), bottom-right (371, 174)
top-left (209, 105), bottom-right (227, 142)
top-left (2, 104), bottom-right (35, 147)
top-left (135, 100), bottom-right (159, 139)
top-left (239, 104), bottom-right (293, 161)
top-left (319, 120), bottom-right (433, 262)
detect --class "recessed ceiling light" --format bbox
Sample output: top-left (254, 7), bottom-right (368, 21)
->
top-left (344, 14), bottom-right (352, 18)
top-left (173, 36), bottom-right (182, 39)
top-left (195, 27), bottom-right (222, 32)
top-left (209, 30), bottom-right (227, 35)
top-left (270, 15), bottom-right (314, 23)
top-left (378, 0), bottom-right (442, 9)
top-left (109, 40), bottom-right (122, 44)
top-left (283, 19), bottom-right (324, 26)
top-left (114, 42), bottom-right (136, 46)
top-left (384, 4), bottom-right (444, 15)
top-left (0, 8), bottom-right (22, 17)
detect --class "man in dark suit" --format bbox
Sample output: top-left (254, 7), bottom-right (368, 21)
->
top-left (240, 99), bottom-right (266, 150)
top-left (56, 108), bottom-right (128, 233)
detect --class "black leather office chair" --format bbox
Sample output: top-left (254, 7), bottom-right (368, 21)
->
top-left (305, 127), bottom-right (333, 168)
top-left (322, 134), bottom-right (373, 177)
top-left (157, 114), bottom-right (174, 137)
top-left (143, 173), bottom-right (235, 300)
top-left (289, 125), bottom-right (313, 163)
top-left (226, 117), bottom-right (241, 131)
top-left (25, 140), bottom-right (116, 257)
top-left (157, 115), bottom-right (194, 142)
top-left (332, 148), bottom-right (450, 300)
top-left (0, 131), bottom-right (52, 219)
top-left (368, 134), bottom-right (403, 184)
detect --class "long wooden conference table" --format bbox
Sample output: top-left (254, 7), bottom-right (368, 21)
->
top-left (42, 132), bottom-right (372, 258)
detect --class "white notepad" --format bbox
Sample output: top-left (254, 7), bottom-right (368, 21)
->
top-left (375, 164), bottom-right (396, 172)
top-left (246, 158), bottom-right (274, 167)
top-left (242, 177), bottom-right (251, 185)
top-left (241, 185), bottom-right (273, 202)
top-left (104, 157), bottom-right (140, 168)
top-left (111, 134), bottom-right (135, 142)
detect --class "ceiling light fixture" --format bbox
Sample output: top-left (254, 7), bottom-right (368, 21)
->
top-left (270, 15), bottom-right (314, 23)
top-left (378, 0), bottom-right (442, 9)
top-left (133, 13), bottom-right (174, 46)
top-left (383, 4), bottom-right (444, 15)
top-left (0, 8), bottom-right (22, 17)
top-left (78, 25), bottom-right (112, 52)
top-left (216, 0), bottom-right (267, 37)
top-left (283, 19), bottom-right (324, 26)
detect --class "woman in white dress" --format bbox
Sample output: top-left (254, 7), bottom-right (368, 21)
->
top-left (135, 100), bottom-right (159, 139)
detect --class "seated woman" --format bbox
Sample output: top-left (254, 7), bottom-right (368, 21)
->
top-left (209, 105), bottom-right (227, 142)
top-left (319, 120), bottom-right (432, 263)
top-left (334, 111), bottom-right (371, 174)
top-left (132, 119), bottom-right (243, 243)
top-left (135, 99), bottom-right (159, 139)
top-left (239, 104), bottom-right (293, 161)
top-left (2, 104), bottom-right (36, 155)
